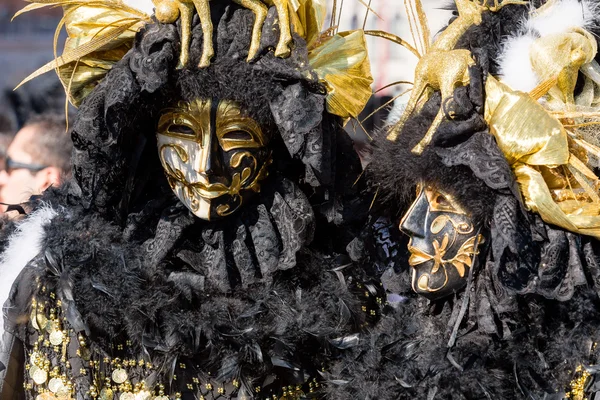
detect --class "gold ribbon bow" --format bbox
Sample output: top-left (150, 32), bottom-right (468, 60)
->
top-left (485, 75), bottom-right (600, 239)
top-left (14, 0), bottom-right (373, 120)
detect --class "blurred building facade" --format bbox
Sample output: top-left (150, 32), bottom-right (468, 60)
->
top-left (332, 0), bottom-right (451, 136)
top-left (0, 0), bottom-right (60, 89)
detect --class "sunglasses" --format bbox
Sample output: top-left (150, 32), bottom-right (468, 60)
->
top-left (3, 157), bottom-right (49, 173)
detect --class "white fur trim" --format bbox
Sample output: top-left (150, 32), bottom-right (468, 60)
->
top-left (497, 0), bottom-right (599, 92)
top-left (0, 206), bottom-right (57, 335)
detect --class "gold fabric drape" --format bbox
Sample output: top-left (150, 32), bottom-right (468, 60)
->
top-left (485, 75), bottom-right (600, 239)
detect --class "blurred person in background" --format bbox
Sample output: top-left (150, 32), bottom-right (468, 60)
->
top-left (0, 113), bottom-right (17, 175)
top-left (0, 112), bottom-right (72, 211)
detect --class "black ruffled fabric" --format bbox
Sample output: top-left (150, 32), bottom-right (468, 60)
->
top-left (2, 173), bottom-right (379, 399)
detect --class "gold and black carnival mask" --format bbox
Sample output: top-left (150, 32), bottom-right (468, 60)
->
top-left (157, 98), bottom-right (271, 220)
top-left (401, 186), bottom-right (484, 299)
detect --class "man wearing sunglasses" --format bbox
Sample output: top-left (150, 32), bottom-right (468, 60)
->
top-left (0, 113), bottom-right (72, 212)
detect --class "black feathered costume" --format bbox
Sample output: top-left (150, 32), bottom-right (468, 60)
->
top-left (328, 1), bottom-right (600, 399)
top-left (0, 3), bottom-right (377, 400)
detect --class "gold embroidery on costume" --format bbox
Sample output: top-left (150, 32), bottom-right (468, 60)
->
top-left (567, 365), bottom-right (591, 400)
top-left (24, 287), bottom-right (332, 400)
top-left (25, 288), bottom-right (325, 399)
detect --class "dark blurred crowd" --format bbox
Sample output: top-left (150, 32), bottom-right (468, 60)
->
top-left (0, 75), bottom-right (74, 215)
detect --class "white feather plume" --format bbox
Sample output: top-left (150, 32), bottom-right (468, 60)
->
top-left (497, 0), bottom-right (599, 92)
top-left (0, 206), bottom-right (57, 336)
top-left (497, 33), bottom-right (539, 92)
top-left (528, 0), bottom-right (598, 36)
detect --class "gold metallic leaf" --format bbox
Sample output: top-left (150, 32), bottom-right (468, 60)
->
top-left (293, 0), bottom-right (327, 47)
top-left (485, 75), bottom-right (600, 239)
top-left (14, 0), bottom-right (150, 107)
top-left (308, 29), bottom-right (373, 120)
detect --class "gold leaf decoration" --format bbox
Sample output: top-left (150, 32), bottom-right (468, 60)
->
top-left (14, 0), bottom-right (151, 107)
top-left (308, 29), bottom-right (373, 120)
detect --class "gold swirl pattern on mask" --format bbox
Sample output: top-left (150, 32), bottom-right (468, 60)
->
top-left (159, 145), bottom-right (273, 216)
top-left (408, 212), bottom-right (484, 293)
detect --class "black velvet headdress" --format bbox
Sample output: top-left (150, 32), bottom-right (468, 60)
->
top-left (69, 6), bottom-right (347, 220)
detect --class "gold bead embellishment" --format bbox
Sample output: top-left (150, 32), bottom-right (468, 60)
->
top-left (567, 365), bottom-right (591, 400)
top-left (26, 297), bottom-right (326, 400)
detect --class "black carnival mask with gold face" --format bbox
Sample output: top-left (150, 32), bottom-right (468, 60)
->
top-left (400, 185), bottom-right (485, 300)
top-left (157, 98), bottom-right (272, 220)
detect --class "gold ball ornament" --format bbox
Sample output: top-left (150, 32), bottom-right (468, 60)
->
top-left (154, 1), bottom-right (180, 24)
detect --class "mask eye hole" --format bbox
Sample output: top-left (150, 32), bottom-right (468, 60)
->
top-left (433, 193), bottom-right (450, 208)
top-left (424, 187), bottom-right (466, 214)
top-left (169, 124), bottom-right (195, 136)
top-left (222, 130), bottom-right (253, 141)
